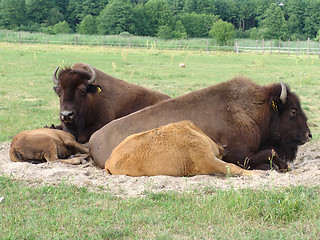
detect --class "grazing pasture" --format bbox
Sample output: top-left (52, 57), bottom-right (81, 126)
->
top-left (1, 43), bottom-right (320, 141)
top-left (1, 43), bottom-right (320, 238)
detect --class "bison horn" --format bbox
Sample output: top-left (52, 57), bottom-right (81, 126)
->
top-left (280, 82), bottom-right (287, 104)
top-left (52, 66), bottom-right (60, 85)
top-left (87, 65), bottom-right (96, 85)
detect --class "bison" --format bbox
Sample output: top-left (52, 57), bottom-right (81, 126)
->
top-left (105, 121), bottom-right (257, 177)
top-left (10, 128), bottom-right (89, 164)
top-left (89, 77), bottom-right (311, 171)
top-left (51, 63), bottom-right (170, 143)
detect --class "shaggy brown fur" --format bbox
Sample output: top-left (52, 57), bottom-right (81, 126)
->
top-left (51, 63), bottom-right (170, 143)
top-left (90, 77), bottom-right (311, 170)
top-left (105, 121), bottom-right (257, 177)
top-left (10, 128), bottom-right (89, 164)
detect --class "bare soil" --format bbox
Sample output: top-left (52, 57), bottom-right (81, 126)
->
top-left (1, 141), bottom-right (320, 198)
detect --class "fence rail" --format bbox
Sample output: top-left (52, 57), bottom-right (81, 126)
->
top-left (1, 30), bottom-right (320, 57)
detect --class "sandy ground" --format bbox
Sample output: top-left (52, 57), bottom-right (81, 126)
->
top-left (1, 141), bottom-right (320, 198)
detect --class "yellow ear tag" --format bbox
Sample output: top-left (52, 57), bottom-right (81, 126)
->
top-left (97, 87), bottom-right (102, 93)
top-left (272, 101), bottom-right (278, 111)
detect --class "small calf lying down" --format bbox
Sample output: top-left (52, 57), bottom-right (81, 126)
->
top-left (10, 128), bottom-right (89, 164)
top-left (105, 121), bottom-right (257, 177)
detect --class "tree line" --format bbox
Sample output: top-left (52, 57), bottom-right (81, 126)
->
top-left (1, 0), bottom-right (320, 43)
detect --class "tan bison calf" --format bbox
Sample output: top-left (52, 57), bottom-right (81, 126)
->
top-left (10, 128), bottom-right (89, 164)
top-left (105, 121), bottom-right (257, 177)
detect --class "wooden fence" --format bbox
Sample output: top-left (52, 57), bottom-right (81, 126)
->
top-left (234, 38), bottom-right (320, 57)
top-left (1, 30), bottom-right (320, 57)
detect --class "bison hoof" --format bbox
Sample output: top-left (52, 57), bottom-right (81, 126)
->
top-left (279, 167), bottom-right (291, 173)
top-left (44, 124), bottom-right (56, 129)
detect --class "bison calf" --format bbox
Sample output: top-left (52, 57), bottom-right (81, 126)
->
top-left (10, 128), bottom-right (89, 164)
top-left (105, 121), bottom-right (257, 177)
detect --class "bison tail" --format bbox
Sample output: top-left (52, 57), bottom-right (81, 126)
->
top-left (9, 147), bottom-right (23, 162)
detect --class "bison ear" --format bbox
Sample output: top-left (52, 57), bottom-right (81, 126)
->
top-left (87, 85), bottom-right (102, 94)
top-left (270, 83), bottom-right (287, 112)
top-left (53, 86), bottom-right (58, 94)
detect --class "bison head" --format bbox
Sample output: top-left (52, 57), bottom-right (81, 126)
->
top-left (52, 65), bottom-right (102, 140)
top-left (269, 83), bottom-right (312, 162)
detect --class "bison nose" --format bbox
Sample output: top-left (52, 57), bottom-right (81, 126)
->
top-left (61, 111), bottom-right (74, 123)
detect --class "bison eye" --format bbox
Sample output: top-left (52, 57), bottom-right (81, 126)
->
top-left (80, 89), bottom-right (87, 96)
top-left (54, 86), bottom-right (61, 96)
top-left (290, 109), bottom-right (297, 118)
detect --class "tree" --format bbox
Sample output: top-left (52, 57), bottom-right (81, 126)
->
top-left (179, 13), bottom-right (215, 37)
top-left (47, 8), bottom-right (65, 26)
top-left (183, 0), bottom-right (216, 14)
top-left (260, 3), bottom-right (287, 39)
top-left (209, 19), bottom-right (234, 45)
top-left (27, 0), bottom-right (55, 25)
top-left (0, 0), bottom-right (27, 29)
top-left (287, 14), bottom-right (300, 35)
top-left (98, 0), bottom-right (134, 35)
top-left (284, 0), bottom-right (306, 34)
top-left (303, 0), bottom-right (320, 38)
top-left (131, 4), bottom-right (148, 36)
top-left (53, 21), bottom-right (73, 34)
top-left (143, 0), bottom-right (174, 36)
top-left (172, 20), bottom-right (187, 39)
top-left (156, 25), bottom-right (173, 39)
top-left (67, 0), bottom-right (85, 30)
top-left (76, 14), bottom-right (97, 34)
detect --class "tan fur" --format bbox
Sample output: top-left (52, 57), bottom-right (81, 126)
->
top-left (105, 121), bottom-right (257, 177)
top-left (10, 128), bottom-right (89, 164)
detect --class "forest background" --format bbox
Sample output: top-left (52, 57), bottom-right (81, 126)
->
top-left (1, 0), bottom-right (320, 44)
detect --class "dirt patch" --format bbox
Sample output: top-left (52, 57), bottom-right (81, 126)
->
top-left (1, 141), bottom-right (320, 198)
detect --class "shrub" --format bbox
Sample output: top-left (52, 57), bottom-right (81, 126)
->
top-left (209, 19), bottom-right (234, 45)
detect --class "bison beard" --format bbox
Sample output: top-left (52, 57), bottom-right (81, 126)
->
top-left (89, 77), bottom-right (312, 171)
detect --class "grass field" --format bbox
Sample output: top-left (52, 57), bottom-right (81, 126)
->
top-left (1, 43), bottom-right (320, 141)
top-left (1, 43), bottom-right (320, 238)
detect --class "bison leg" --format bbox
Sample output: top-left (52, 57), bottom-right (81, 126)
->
top-left (246, 149), bottom-right (289, 172)
top-left (43, 152), bottom-right (88, 165)
top-left (44, 124), bottom-right (63, 130)
top-left (59, 157), bottom-right (88, 165)
top-left (62, 138), bottom-right (89, 154)
top-left (207, 157), bottom-right (258, 176)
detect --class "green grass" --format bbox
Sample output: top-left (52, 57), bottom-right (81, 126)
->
top-left (1, 43), bottom-right (320, 238)
top-left (1, 176), bottom-right (320, 239)
top-left (1, 43), bottom-right (320, 141)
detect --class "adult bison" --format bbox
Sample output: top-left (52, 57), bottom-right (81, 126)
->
top-left (105, 121), bottom-right (257, 177)
top-left (89, 77), bottom-right (311, 171)
top-left (50, 63), bottom-right (170, 143)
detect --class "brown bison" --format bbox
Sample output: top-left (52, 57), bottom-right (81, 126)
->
top-left (50, 63), bottom-right (170, 143)
top-left (10, 128), bottom-right (89, 164)
top-left (105, 121), bottom-right (257, 177)
top-left (89, 77), bottom-right (311, 171)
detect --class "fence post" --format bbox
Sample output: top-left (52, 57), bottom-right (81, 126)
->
top-left (262, 39), bottom-right (265, 54)
top-left (270, 40), bottom-right (272, 54)
top-left (129, 37), bottom-right (131, 48)
top-left (319, 38), bottom-right (320, 58)
top-left (18, 33), bottom-right (21, 43)
top-left (308, 37), bottom-right (310, 58)
top-left (206, 39), bottom-right (208, 53)
top-left (288, 39), bottom-right (290, 56)
top-left (75, 36), bottom-right (78, 45)
top-left (279, 39), bottom-right (281, 53)
top-left (256, 40), bottom-right (258, 54)
top-left (297, 39), bottom-right (299, 56)
top-left (179, 40), bottom-right (181, 50)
